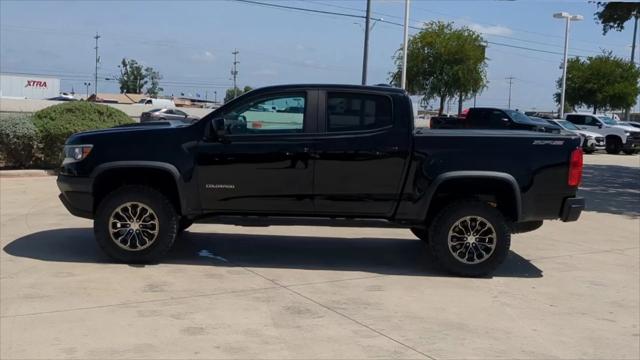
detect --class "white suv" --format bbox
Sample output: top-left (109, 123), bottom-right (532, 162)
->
top-left (565, 113), bottom-right (640, 154)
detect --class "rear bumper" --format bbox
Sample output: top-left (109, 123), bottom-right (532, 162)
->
top-left (57, 175), bottom-right (94, 219)
top-left (560, 197), bottom-right (584, 222)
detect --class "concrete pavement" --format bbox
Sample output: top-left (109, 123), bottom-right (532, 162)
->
top-left (1, 156), bottom-right (638, 359)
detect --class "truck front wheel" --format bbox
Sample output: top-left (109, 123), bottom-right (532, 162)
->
top-left (94, 185), bottom-right (179, 263)
top-left (606, 137), bottom-right (622, 154)
top-left (428, 200), bottom-right (511, 277)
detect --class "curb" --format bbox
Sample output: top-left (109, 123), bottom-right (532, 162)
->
top-left (0, 169), bottom-right (57, 178)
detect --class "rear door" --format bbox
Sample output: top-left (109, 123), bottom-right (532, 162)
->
top-left (312, 91), bottom-right (411, 217)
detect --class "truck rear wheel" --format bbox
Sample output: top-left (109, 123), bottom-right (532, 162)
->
top-left (94, 185), bottom-right (178, 263)
top-left (428, 200), bottom-right (511, 277)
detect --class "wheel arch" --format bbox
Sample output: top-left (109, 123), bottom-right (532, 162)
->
top-left (91, 161), bottom-right (186, 215)
top-left (422, 171), bottom-right (522, 226)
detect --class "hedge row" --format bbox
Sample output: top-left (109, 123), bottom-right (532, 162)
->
top-left (0, 102), bottom-right (133, 168)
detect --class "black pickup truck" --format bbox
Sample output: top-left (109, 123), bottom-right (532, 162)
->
top-left (57, 84), bottom-right (585, 276)
top-left (431, 107), bottom-right (560, 133)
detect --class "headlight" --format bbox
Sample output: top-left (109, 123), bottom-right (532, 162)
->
top-left (63, 145), bottom-right (93, 164)
top-left (625, 132), bottom-right (631, 136)
top-left (586, 135), bottom-right (595, 139)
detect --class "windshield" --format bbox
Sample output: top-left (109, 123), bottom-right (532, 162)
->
top-left (504, 110), bottom-right (534, 123)
top-left (597, 116), bottom-right (617, 125)
top-left (557, 120), bottom-right (579, 130)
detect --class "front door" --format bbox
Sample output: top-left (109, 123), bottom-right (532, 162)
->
top-left (196, 91), bottom-right (317, 214)
top-left (312, 91), bottom-right (410, 217)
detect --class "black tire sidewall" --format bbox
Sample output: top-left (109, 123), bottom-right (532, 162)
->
top-left (410, 227), bottom-right (429, 242)
top-left (606, 139), bottom-right (622, 154)
top-left (94, 186), bottom-right (178, 263)
top-left (429, 201), bottom-right (511, 277)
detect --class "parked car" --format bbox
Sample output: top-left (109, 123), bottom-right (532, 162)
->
top-left (546, 119), bottom-right (605, 154)
top-left (136, 98), bottom-right (175, 107)
top-left (617, 121), bottom-right (640, 129)
top-left (57, 84), bottom-right (584, 277)
top-left (140, 108), bottom-right (199, 123)
top-left (565, 113), bottom-right (640, 154)
top-left (431, 107), bottom-right (560, 133)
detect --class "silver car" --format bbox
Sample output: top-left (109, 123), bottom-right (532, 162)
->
top-left (140, 108), bottom-right (199, 123)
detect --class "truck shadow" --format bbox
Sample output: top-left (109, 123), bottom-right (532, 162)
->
top-left (579, 164), bottom-right (640, 217)
top-left (3, 228), bottom-right (542, 278)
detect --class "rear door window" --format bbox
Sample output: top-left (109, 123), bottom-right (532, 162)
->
top-left (326, 92), bottom-right (392, 132)
top-left (566, 115), bottom-right (585, 125)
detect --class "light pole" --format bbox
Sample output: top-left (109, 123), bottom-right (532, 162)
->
top-left (554, 12), bottom-right (583, 118)
top-left (401, 0), bottom-right (410, 90)
top-left (83, 82), bottom-right (91, 99)
top-left (361, 0), bottom-right (372, 85)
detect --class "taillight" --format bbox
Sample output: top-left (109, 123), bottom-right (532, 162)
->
top-left (568, 147), bottom-right (583, 186)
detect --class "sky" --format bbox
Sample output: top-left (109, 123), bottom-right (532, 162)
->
top-left (1, 0), bottom-right (638, 111)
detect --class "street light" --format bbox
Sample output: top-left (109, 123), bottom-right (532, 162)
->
top-left (554, 12), bottom-right (583, 118)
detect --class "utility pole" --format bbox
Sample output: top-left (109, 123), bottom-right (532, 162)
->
top-left (626, 13), bottom-right (639, 121)
top-left (214, 91), bottom-right (218, 103)
top-left (506, 76), bottom-right (515, 109)
top-left (400, 0), bottom-right (410, 89)
top-left (231, 49), bottom-right (239, 99)
top-left (361, 0), bottom-right (371, 85)
top-left (94, 33), bottom-right (100, 96)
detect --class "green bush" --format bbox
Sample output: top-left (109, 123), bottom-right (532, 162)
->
top-left (0, 114), bottom-right (39, 168)
top-left (32, 102), bottom-right (133, 166)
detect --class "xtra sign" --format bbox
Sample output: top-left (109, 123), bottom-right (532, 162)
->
top-left (24, 80), bottom-right (48, 88)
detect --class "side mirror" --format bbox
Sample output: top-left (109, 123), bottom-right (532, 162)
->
top-left (206, 118), bottom-right (228, 142)
top-left (501, 117), bottom-right (510, 122)
top-left (213, 118), bottom-right (226, 137)
top-left (598, 123), bottom-right (603, 129)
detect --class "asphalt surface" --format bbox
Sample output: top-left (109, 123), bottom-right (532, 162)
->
top-left (1, 154), bottom-right (638, 359)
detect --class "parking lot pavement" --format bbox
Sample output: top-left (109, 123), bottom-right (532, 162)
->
top-left (1, 155), bottom-right (638, 359)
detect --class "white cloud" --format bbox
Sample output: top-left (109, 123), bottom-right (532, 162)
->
top-left (191, 50), bottom-right (215, 63)
top-left (467, 23), bottom-right (513, 36)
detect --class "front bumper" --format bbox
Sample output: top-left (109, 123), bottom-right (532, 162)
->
top-left (623, 136), bottom-right (640, 151)
top-left (584, 138), bottom-right (605, 151)
top-left (57, 175), bottom-right (94, 219)
top-left (560, 197), bottom-right (584, 222)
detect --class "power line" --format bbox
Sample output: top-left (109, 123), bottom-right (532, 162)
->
top-left (231, 0), bottom-right (590, 58)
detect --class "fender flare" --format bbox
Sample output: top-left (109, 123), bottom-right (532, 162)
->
top-left (91, 161), bottom-right (187, 214)
top-left (422, 171), bottom-right (522, 222)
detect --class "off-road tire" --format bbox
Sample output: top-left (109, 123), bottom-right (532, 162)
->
top-left (606, 138), bottom-right (622, 154)
top-left (410, 227), bottom-right (429, 243)
top-left (94, 185), bottom-right (179, 263)
top-left (178, 217), bottom-right (194, 234)
top-left (428, 200), bottom-right (511, 277)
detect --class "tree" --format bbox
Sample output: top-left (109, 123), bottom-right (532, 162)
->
top-left (117, 58), bottom-right (163, 96)
top-left (390, 21), bottom-right (487, 115)
top-left (224, 85), bottom-right (254, 103)
top-left (554, 52), bottom-right (640, 113)
top-left (118, 58), bottom-right (146, 94)
top-left (144, 67), bottom-right (163, 97)
top-left (594, 2), bottom-right (640, 34)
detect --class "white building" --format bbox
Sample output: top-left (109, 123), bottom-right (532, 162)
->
top-left (0, 73), bottom-right (60, 99)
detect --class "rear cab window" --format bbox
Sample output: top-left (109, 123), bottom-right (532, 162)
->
top-left (326, 92), bottom-right (392, 132)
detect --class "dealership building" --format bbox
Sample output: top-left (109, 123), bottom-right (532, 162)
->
top-left (0, 73), bottom-right (61, 99)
